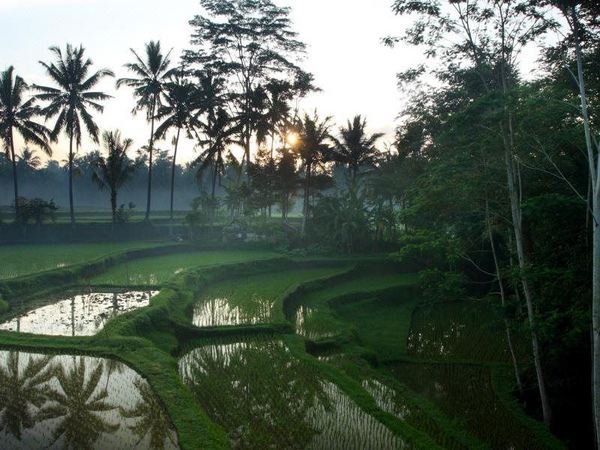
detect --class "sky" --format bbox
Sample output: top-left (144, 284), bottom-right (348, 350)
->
top-left (0, 0), bottom-right (422, 165)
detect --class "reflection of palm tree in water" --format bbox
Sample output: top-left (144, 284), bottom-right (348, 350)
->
top-left (182, 340), bottom-right (329, 448)
top-left (37, 357), bottom-right (119, 448)
top-left (120, 379), bottom-right (177, 450)
top-left (0, 351), bottom-right (53, 439)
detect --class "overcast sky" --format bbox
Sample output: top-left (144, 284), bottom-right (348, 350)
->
top-left (0, 0), bottom-right (424, 164)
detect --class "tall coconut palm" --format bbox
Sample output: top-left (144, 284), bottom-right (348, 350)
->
top-left (18, 148), bottom-right (42, 172)
top-left (91, 130), bottom-right (136, 224)
top-left (154, 72), bottom-right (198, 222)
top-left (34, 45), bottom-right (114, 226)
top-left (0, 66), bottom-right (51, 219)
top-left (295, 112), bottom-right (333, 236)
top-left (116, 41), bottom-right (173, 221)
top-left (330, 115), bottom-right (383, 189)
top-left (193, 108), bottom-right (240, 200)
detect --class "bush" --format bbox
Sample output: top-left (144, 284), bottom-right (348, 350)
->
top-left (418, 268), bottom-right (466, 302)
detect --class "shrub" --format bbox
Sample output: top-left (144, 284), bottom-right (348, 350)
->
top-left (0, 296), bottom-right (9, 314)
top-left (418, 268), bottom-right (466, 302)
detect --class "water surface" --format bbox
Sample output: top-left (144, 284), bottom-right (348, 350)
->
top-left (0, 350), bottom-right (178, 449)
top-left (179, 337), bottom-right (409, 449)
top-left (0, 291), bottom-right (158, 336)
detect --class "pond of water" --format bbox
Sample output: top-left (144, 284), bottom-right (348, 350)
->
top-left (192, 295), bottom-right (273, 327)
top-left (178, 337), bottom-right (410, 449)
top-left (0, 349), bottom-right (178, 449)
top-left (0, 291), bottom-right (158, 336)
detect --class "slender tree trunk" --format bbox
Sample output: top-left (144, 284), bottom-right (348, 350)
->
top-left (301, 163), bottom-right (311, 236)
top-left (68, 132), bottom-right (75, 226)
top-left (170, 127), bottom-right (181, 223)
top-left (9, 130), bottom-right (19, 220)
top-left (505, 150), bottom-right (552, 424)
top-left (145, 97), bottom-right (157, 222)
top-left (570, 6), bottom-right (600, 447)
top-left (212, 162), bottom-right (218, 200)
top-left (110, 190), bottom-right (117, 225)
top-left (486, 199), bottom-right (524, 393)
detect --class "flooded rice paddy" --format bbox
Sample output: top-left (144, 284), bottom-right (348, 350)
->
top-left (0, 350), bottom-right (178, 449)
top-left (0, 291), bottom-right (158, 336)
top-left (407, 301), bottom-right (527, 363)
top-left (390, 362), bottom-right (544, 450)
top-left (178, 337), bottom-right (410, 449)
top-left (192, 267), bottom-right (349, 328)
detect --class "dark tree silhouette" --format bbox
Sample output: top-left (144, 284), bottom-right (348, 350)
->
top-left (117, 41), bottom-right (174, 221)
top-left (91, 130), bottom-right (136, 224)
top-left (34, 44), bottom-right (114, 226)
top-left (0, 66), bottom-right (51, 219)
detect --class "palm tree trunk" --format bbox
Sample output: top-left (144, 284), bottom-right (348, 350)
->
top-left (110, 190), bottom-right (117, 225)
top-left (170, 127), bottom-right (181, 223)
top-left (212, 162), bottom-right (218, 200)
top-left (145, 97), bottom-right (157, 222)
top-left (301, 163), bottom-right (311, 237)
top-left (68, 131), bottom-right (75, 226)
top-left (9, 129), bottom-right (19, 220)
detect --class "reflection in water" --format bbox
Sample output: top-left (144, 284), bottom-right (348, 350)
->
top-left (179, 338), bottom-right (408, 449)
top-left (192, 295), bottom-right (273, 327)
top-left (0, 350), bottom-right (178, 450)
top-left (391, 362), bottom-right (541, 450)
top-left (293, 305), bottom-right (335, 340)
top-left (0, 291), bottom-right (159, 336)
top-left (406, 302), bottom-right (524, 363)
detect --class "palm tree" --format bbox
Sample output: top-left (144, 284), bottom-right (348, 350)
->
top-left (330, 115), bottom-right (383, 188)
top-left (0, 66), bottom-right (51, 219)
top-left (34, 44), bottom-right (114, 226)
top-left (18, 148), bottom-right (42, 172)
top-left (295, 112), bottom-right (333, 236)
top-left (91, 130), bottom-right (136, 224)
top-left (37, 358), bottom-right (119, 448)
top-left (193, 108), bottom-right (239, 200)
top-left (154, 72), bottom-right (198, 222)
top-left (0, 351), bottom-right (54, 439)
top-left (116, 41), bottom-right (173, 221)
top-left (119, 379), bottom-right (177, 449)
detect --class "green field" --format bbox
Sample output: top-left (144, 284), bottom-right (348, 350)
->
top-left (0, 241), bottom-right (164, 280)
top-left (88, 250), bottom-right (281, 286)
top-left (289, 272), bottom-right (417, 341)
top-left (193, 266), bottom-right (351, 326)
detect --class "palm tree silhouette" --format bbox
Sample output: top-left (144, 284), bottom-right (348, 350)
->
top-left (91, 130), bottom-right (136, 224)
top-left (117, 41), bottom-right (174, 221)
top-left (34, 44), bottom-right (114, 226)
top-left (17, 148), bottom-right (42, 172)
top-left (295, 112), bottom-right (333, 236)
top-left (0, 66), bottom-right (51, 219)
top-left (330, 115), bottom-right (383, 190)
top-left (0, 351), bottom-right (53, 439)
top-left (153, 71), bottom-right (198, 222)
top-left (37, 357), bottom-right (119, 449)
top-left (119, 379), bottom-right (177, 450)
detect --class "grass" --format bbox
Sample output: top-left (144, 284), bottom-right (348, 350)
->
top-left (334, 287), bottom-right (419, 361)
top-left (0, 241), bottom-right (165, 280)
top-left (288, 272), bottom-right (418, 342)
top-left (88, 249), bottom-right (281, 286)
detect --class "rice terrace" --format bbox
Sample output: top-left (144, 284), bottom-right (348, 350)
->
top-left (0, 0), bottom-right (598, 449)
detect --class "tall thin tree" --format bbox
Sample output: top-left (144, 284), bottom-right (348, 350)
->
top-left (91, 130), bottom-right (136, 225)
top-left (117, 41), bottom-right (173, 221)
top-left (0, 67), bottom-right (51, 219)
top-left (34, 45), bottom-right (114, 226)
